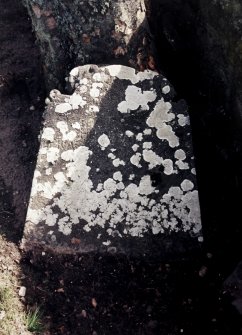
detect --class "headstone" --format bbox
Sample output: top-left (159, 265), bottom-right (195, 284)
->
top-left (22, 64), bottom-right (202, 257)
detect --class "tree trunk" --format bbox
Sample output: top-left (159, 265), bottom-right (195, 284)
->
top-left (23, 0), bottom-right (156, 90)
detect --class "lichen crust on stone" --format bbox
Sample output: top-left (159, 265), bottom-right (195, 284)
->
top-left (23, 65), bottom-right (202, 253)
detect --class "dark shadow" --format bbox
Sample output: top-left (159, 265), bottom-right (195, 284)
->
top-left (21, 249), bottom-right (242, 335)
top-left (147, 0), bottom-right (242, 275)
top-left (0, 0), bottom-right (45, 242)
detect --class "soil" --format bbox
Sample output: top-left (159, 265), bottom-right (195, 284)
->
top-left (0, 1), bottom-right (242, 335)
top-left (0, 0), bottom-right (45, 241)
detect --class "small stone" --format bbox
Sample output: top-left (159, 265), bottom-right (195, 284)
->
top-left (91, 298), bottom-right (97, 308)
top-left (147, 320), bottom-right (158, 329)
top-left (0, 311), bottom-right (6, 320)
top-left (18, 286), bottom-right (26, 297)
top-left (81, 309), bottom-right (87, 318)
top-left (198, 266), bottom-right (208, 278)
top-left (30, 105), bottom-right (35, 111)
top-left (207, 252), bottom-right (213, 259)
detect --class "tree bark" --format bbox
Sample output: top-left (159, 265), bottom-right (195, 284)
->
top-left (23, 0), bottom-right (156, 90)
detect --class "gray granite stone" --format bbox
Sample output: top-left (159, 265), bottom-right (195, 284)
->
top-left (22, 64), bottom-right (202, 256)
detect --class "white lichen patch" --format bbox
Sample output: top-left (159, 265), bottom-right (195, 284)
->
top-left (143, 142), bottom-right (152, 149)
top-left (143, 150), bottom-right (163, 169)
top-left (79, 85), bottom-right (88, 94)
top-left (113, 158), bottom-right (125, 167)
top-left (181, 179), bottom-right (194, 192)
top-left (69, 93), bottom-right (86, 109)
top-left (61, 150), bottom-right (75, 162)
top-left (72, 122), bottom-right (81, 129)
top-left (57, 121), bottom-right (77, 141)
top-left (70, 67), bottom-right (79, 77)
top-left (104, 178), bottom-right (118, 195)
top-left (118, 85), bottom-right (156, 113)
top-left (45, 168), bottom-right (52, 175)
top-left (136, 133), bottom-right (143, 141)
top-left (175, 149), bottom-right (186, 161)
top-left (178, 114), bottom-right (189, 127)
top-left (117, 182), bottom-right (125, 190)
top-left (132, 144), bottom-right (139, 152)
top-left (89, 105), bottom-right (99, 113)
top-left (191, 168), bottom-right (196, 175)
top-left (176, 160), bottom-right (189, 170)
top-left (58, 216), bottom-right (72, 235)
top-left (93, 72), bottom-right (102, 81)
top-left (162, 85), bottom-right (171, 94)
top-left (108, 153), bottom-right (116, 160)
top-left (130, 153), bottom-right (142, 168)
top-left (79, 78), bottom-right (88, 85)
top-left (156, 124), bottom-right (179, 148)
top-left (42, 127), bottom-right (55, 142)
top-left (146, 98), bottom-right (179, 148)
top-left (102, 240), bottom-right (111, 246)
top-left (90, 85), bottom-right (100, 98)
top-left (98, 134), bottom-right (110, 149)
top-left (113, 171), bottom-right (122, 181)
top-left (147, 98), bottom-right (174, 126)
top-left (55, 103), bottom-right (72, 114)
top-left (125, 130), bottom-right (134, 137)
top-left (143, 128), bottom-right (152, 135)
top-left (142, 150), bottom-right (174, 175)
top-left (46, 212), bottom-right (58, 227)
top-left (162, 159), bottom-right (174, 175)
top-left (139, 175), bottom-right (155, 195)
top-left (46, 147), bottom-right (60, 164)
top-left (106, 65), bottom-right (158, 84)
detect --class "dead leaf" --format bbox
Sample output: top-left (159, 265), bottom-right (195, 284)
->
top-left (82, 34), bottom-right (91, 44)
top-left (148, 55), bottom-right (156, 70)
top-left (91, 298), bottom-right (97, 308)
top-left (199, 266), bottom-right (208, 278)
top-left (71, 237), bottom-right (81, 245)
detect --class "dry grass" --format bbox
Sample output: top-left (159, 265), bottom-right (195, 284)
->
top-left (0, 285), bottom-right (27, 335)
top-left (0, 235), bottom-right (36, 335)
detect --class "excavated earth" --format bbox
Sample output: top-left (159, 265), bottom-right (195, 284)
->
top-left (0, 1), bottom-right (242, 334)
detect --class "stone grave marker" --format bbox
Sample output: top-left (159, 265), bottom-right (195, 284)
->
top-left (22, 64), bottom-right (202, 257)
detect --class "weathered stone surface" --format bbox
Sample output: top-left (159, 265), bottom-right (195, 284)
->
top-left (23, 0), bottom-right (155, 89)
top-left (22, 65), bottom-right (202, 256)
